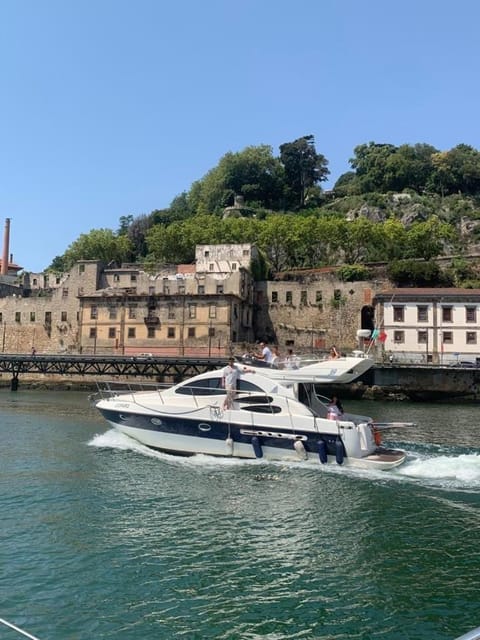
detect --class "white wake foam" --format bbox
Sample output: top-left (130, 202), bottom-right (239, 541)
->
top-left (397, 452), bottom-right (480, 487)
top-left (89, 430), bottom-right (480, 489)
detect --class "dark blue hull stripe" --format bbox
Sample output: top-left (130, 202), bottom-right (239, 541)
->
top-left (99, 408), bottom-right (345, 457)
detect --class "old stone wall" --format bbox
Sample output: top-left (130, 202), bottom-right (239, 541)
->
top-left (253, 270), bottom-right (389, 353)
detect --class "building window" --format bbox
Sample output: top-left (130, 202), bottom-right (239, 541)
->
top-left (90, 306), bottom-right (98, 320)
top-left (79, 264), bottom-right (85, 274)
top-left (30, 312), bottom-right (35, 322)
top-left (109, 307), bottom-right (117, 320)
top-left (393, 306), bottom-right (405, 322)
top-left (114, 274), bottom-right (120, 282)
top-left (15, 312), bottom-right (21, 323)
top-left (209, 304), bottom-right (217, 318)
top-left (32, 278), bottom-right (37, 286)
top-left (300, 291), bottom-right (307, 305)
top-left (442, 307), bottom-right (453, 322)
top-left (418, 330), bottom-right (428, 344)
top-left (204, 250), bottom-right (209, 258)
top-left (466, 307), bottom-right (477, 323)
top-left (188, 327), bottom-right (195, 338)
top-left (163, 284), bottom-right (170, 294)
top-left (167, 327), bottom-right (175, 338)
top-left (198, 285), bottom-right (205, 295)
top-left (417, 305), bottom-right (428, 322)
top-left (243, 249), bottom-right (249, 256)
top-left (147, 327), bottom-right (156, 338)
top-left (316, 291), bottom-right (323, 303)
top-left (61, 311), bottom-right (67, 322)
top-left (178, 284), bottom-right (185, 294)
top-left (209, 263), bottom-right (215, 271)
top-left (0, 313), bottom-right (2, 322)
top-left (128, 327), bottom-right (136, 338)
top-left (128, 305), bottom-right (137, 319)
top-left (466, 331), bottom-right (477, 344)
top-left (168, 304), bottom-right (175, 319)
top-left (131, 274), bottom-right (137, 282)
top-left (271, 291), bottom-right (278, 303)
top-left (208, 327), bottom-right (215, 337)
top-left (216, 284), bottom-right (224, 294)
top-left (333, 289), bottom-right (341, 301)
top-left (442, 331), bottom-right (453, 344)
top-left (286, 291), bottom-right (292, 304)
top-left (188, 304), bottom-right (197, 319)
top-left (394, 330), bottom-right (404, 343)
top-left (108, 327), bottom-right (116, 338)
top-left (89, 328), bottom-right (96, 338)
top-left (62, 288), bottom-right (68, 297)
top-left (231, 262), bottom-right (237, 270)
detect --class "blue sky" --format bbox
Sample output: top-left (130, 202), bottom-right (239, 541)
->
top-left (1, 0), bottom-right (479, 272)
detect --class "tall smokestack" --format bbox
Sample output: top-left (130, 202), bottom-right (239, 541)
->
top-left (2, 218), bottom-right (10, 276)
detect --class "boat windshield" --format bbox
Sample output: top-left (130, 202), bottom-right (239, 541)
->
top-left (175, 377), bottom-right (265, 396)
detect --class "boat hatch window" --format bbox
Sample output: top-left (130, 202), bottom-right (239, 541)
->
top-left (175, 378), bottom-right (225, 396)
top-left (241, 405), bottom-right (282, 414)
top-left (235, 394), bottom-right (273, 405)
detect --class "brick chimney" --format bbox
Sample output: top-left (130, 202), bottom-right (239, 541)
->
top-left (2, 218), bottom-right (10, 276)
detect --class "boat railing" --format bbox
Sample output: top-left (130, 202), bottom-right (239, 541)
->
top-left (91, 380), bottom-right (169, 405)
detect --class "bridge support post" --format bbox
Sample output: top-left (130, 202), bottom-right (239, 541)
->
top-left (11, 375), bottom-right (18, 391)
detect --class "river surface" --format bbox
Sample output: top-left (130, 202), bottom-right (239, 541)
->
top-left (0, 390), bottom-right (479, 640)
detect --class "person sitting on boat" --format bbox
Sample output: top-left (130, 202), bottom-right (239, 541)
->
top-left (329, 345), bottom-right (341, 359)
top-left (327, 395), bottom-right (344, 420)
top-left (284, 348), bottom-right (299, 369)
top-left (270, 346), bottom-right (282, 368)
top-left (254, 342), bottom-right (274, 365)
top-left (222, 357), bottom-right (254, 409)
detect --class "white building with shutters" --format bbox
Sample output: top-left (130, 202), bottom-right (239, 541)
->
top-left (373, 288), bottom-right (480, 364)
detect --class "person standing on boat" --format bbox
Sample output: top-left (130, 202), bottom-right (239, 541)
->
top-left (222, 357), bottom-right (254, 409)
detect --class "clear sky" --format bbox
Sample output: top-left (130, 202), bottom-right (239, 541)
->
top-left (1, 0), bottom-right (479, 272)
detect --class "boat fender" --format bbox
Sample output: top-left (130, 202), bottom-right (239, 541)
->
top-left (317, 439), bottom-right (328, 464)
top-left (373, 429), bottom-right (382, 447)
top-left (225, 437), bottom-right (234, 455)
top-left (335, 437), bottom-right (344, 465)
top-left (251, 436), bottom-right (263, 458)
top-left (294, 439), bottom-right (308, 460)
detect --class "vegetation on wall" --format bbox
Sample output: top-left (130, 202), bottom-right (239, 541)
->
top-left (47, 136), bottom-right (480, 284)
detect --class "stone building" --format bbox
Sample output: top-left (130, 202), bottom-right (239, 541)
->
top-left (78, 244), bottom-right (256, 356)
top-left (0, 260), bottom-right (102, 354)
top-left (0, 241), bottom-right (385, 357)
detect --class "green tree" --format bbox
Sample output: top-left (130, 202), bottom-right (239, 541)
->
top-left (188, 145), bottom-right (284, 215)
top-left (349, 142), bottom-right (397, 193)
top-left (279, 135), bottom-right (329, 209)
top-left (405, 216), bottom-right (455, 260)
top-left (59, 229), bottom-right (133, 269)
top-left (431, 144), bottom-right (480, 196)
